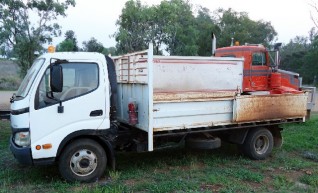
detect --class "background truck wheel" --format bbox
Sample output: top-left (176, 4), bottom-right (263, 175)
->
top-left (241, 128), bottom-right (273, 160)
top-left (186, 137), bottom-right (221, 150)
top-left (58, 139), bottom-right (107, 182)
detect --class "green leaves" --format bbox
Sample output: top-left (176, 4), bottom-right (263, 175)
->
top-left (280, 29), bottom-right (318, 85)
top-left (0, 0), bottom-right (75, 76)
top-left (56, 30), bottom-right (78, 52)
top-left (215, 8), bottom-right (277, 48)
top-left (114, 1), bottom-right (277, 56)
top-left (82, 37), bottom-right (104, 53)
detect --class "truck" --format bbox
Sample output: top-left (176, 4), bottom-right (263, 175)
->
top-left (9, 42), bottom-right (316, 182)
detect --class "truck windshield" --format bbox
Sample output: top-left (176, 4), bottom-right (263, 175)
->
top-left (16, 58), bottom-right (45, 98)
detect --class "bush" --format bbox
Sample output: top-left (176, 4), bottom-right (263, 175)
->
top-left (0, 76), bottom-right (20, 90)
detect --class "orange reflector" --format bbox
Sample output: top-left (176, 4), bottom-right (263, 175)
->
top-left (42, 144), bottom-right (52, 149)
top-left (36, 145), bottom-right (41, 150)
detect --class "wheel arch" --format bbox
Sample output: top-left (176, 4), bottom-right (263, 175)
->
top-left (56, 130), bottom-right (115, 170)
top-left (227, 125), bottom-right (282, 147)
top-left (267, 126), bottom-right (283, 148)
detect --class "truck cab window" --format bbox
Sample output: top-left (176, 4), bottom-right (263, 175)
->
top-left (36, 63), bottom-right (99, 109)
top-left (252, 52), bottom-right (266, 66)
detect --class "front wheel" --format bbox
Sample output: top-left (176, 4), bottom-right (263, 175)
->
top-left (241, 128), bottom-right (274, 160)
top-left (58, 139), bottom-right (107, 182)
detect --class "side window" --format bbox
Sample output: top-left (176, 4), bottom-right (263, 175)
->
top-left (252, 52), bottom-right (266, 66)
top-left (36, 63), bottom-right (99, 109)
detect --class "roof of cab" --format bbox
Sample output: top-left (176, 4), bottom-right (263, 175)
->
top-left (39, 52), bottom-right (106, 61)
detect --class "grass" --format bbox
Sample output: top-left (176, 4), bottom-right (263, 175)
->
top-left (1, 114), bottom-right (318, 192)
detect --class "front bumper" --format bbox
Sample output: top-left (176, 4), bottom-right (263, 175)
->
top-left (10, 136), bottom-right (33, 165)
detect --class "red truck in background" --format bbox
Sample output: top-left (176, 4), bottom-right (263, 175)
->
top-left (213, 36), bottom-right (316, 118)
top-left (215, 43), bottom-right (300, 93)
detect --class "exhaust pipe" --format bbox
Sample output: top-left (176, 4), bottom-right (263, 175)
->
top-left (273, 43), bottom-right (282, 71)
top-left (211, 33), bottom-right (216, 56)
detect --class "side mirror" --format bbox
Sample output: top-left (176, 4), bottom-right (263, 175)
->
top-left (50, 64), bottom-right (63, 92)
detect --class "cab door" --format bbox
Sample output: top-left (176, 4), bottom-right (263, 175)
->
top-left (29, 61), bottom-right (108, 159)
top-left (250, 52), bottom-right (269, 91)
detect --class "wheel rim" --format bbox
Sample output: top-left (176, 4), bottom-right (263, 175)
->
top-left (70, 149), bottom-right (97, 177)
top-left (254, 135), bottom-right (270, 155)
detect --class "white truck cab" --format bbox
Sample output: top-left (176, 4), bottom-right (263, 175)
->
top-left (10, 52), bottom-right (113, 177)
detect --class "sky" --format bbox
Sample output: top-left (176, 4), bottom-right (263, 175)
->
top-left (52, 0), bottom-right (316, 48)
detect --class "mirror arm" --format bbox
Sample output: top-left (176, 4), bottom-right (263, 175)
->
top-left (46, 91), bottom-right (64, 114)
top-left (58, 101), bottom-right (64, 113)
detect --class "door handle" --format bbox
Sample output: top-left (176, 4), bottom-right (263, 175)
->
top-left (90, 110), bottom-right (103, 117)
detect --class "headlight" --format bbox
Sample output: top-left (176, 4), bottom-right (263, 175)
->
top-left (14, 131), bottom-right (31, 147)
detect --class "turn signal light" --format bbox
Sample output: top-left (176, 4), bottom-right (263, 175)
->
top-left (42, 144), bottom-right (52, 149)
top-left (36, 145), bottom-right (41, 150)
top-left (48, 45), bottom-right (55, 53)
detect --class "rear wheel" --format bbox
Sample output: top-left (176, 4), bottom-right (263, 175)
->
top-left (59, 139), bottom-right (107, 182)
top-left (241, 128), bottom-right (273, 160)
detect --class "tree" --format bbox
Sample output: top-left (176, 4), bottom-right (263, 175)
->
top-left (280, 36), bottom-right (309, 72)
top-left (114, 1), bottom-right (277, 56)
top-left (114, 0), bottom-right (199, 55)
top-left (214, 8), bottom-right (277, 48)
top-left (195, 7), bottom-right (220, 56)
top-left (0, 0), bottom-right (75, 76)
top-left (114, 0), bottom-right (151, 54)
top-left (64, 30), bottom-right (79, 51)
top-left (57, 39), bottom-right (75, 52)
top-left (279, 28), bottom-right (318, 85)
top-left (310, 1), bottom-right (318, 28)
top-left (156, 0), bottom-right (198, 56)
top-left (82, 37), bottom-right (104, 53)
top-left (303, 36), bottom-right (318, 84)
top-left (57, 30), bottom-right (79, 52)
top-left (102, 47), bottom-right (117, 56)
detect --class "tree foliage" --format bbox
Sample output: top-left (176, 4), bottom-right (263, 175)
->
top-left (214, 8), bottom-right (277, 48)
top-left (114, 0), bottom-right (199, 55)
top-left (280, 28), bottom-right (318, 85)
top-left (195, 7), bottom-right (220, 56)
top-left (114, 0), bottom-right (150, 54)
top-left (82, 37), bottom-right (104, 53)
top-left (102, 47), bottom-right (117, 56)
top-left (57, 39), bottom-right (75, 52)
top-left (156, 0), bottom-right (198, 55)
top-left (114, 0), bottom-right (277, 56)
top-left (0, 0), bottom-right (75, 76)
top-left (57, 30), bottom-right (78, 52)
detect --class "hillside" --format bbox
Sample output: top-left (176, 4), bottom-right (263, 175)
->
top-left (0, 60), bottom-right (21, 90)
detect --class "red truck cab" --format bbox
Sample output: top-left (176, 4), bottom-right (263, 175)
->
top-left (215, 44), bottom-right (301, 94)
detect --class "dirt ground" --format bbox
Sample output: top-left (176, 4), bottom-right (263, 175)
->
top-left (0, 91), bottom-right (317, 112)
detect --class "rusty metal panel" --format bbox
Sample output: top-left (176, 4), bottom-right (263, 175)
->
top-left (234, 93), bottom-right (308, 122)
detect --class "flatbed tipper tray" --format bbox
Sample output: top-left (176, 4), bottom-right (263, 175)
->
top-left (114, 45), bottom-right (308, 151)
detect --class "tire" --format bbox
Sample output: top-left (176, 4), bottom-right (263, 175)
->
top-left (58, 139), bottom-right (107, 182)
top-left (186, 137), bottom-right (221, 150)
top-left (241, 128), bottom-right (273, 160)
